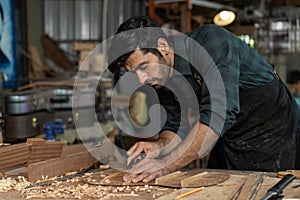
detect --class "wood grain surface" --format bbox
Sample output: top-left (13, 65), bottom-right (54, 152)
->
top-left (83, 169), bottom-right (230, 188)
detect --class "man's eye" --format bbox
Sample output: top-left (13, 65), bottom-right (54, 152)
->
top-left (138, 65), bottom-right (147, 70)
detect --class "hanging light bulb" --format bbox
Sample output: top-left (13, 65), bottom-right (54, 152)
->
top-left (213, 10), bottom-right (236, 26)
top-left (220, 11), bottom-right (230, 21)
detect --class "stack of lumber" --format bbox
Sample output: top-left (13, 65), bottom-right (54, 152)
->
top-left (0, 138), bottom-right (64, 170)
top-left (26, 138), bottom-right (64, 165)
top-left (0, 143), bottom-right (30, 170)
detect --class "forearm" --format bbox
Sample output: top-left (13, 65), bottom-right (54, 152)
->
top-left (163, 122), bottom-right (219, 173)
top-left (157, 130), bottom-right (182, 156)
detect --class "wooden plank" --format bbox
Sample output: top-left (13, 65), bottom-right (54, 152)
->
top-left (0, 149), bottom-right (30, 161)
top-left (181, 172), bottom-right (209, 187)
top-left (0, 143), bottom-right (29, 154)
top-left (0, 143), bottom-right (30, 169)
top-left (26, 138), bottom-right (47, 145)
top-left (0, 151), bottom-right (30, 169)
top-left (155, 171), bottom-right (187, 185)
top-left (0, 147), bottom-right (30, 158)
top-left (29, 153), bottom-right (62, 159)
top-left (180, 171), bottom-right (230, 188)
top-left (237, 172), bottom-right (266, 200)
top-left (27, 138), bottom-right (64, 146)
top-left (236, 173), bottom-right (256, 200)
top-left (157, 174), bottom-right (248, 200)
top-left (61, 144), bottom-right (87, 157)
top-left (30, 148), bottom-right (63, 153)
top-left (27, 151), bottom-right (97, 182)
top-left (256, 176), bottom-right (300, 199)
top-left (27, 138), bottom-right (64, 165)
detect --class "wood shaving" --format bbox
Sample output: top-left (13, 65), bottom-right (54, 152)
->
top-left (20, 179), bottom-right (164, 199)
top-left (0, 176), bottom-right (31, 192)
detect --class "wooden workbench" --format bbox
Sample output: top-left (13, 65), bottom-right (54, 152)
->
top-left (0, 167), bottom-right (299, 200)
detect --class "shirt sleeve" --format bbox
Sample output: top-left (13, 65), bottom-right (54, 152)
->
top-left (188, 25), bottom-right (240, 136)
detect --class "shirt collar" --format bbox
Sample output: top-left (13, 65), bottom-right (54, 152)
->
top-left (173, 35), bottom-right (193, 76)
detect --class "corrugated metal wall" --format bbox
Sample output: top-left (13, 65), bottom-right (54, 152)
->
top-left (44, 0), bottom-right (147, 57)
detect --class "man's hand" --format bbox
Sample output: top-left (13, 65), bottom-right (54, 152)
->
top-left (126, 140), bottom-right (163, 166)
top-left (124, 122), bottom-right (219, 184)
top-left (126, 131), bottom-right (181, 166)
top-left (124, 157), bottom-right (169, 183)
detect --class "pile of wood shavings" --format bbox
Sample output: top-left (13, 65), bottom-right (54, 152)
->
top-left (21, 175), bottom-right (162, 199)
top-left (0, 176), bottom-right (31, 192)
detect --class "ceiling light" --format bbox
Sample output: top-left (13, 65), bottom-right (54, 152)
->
top-left (213, 10), bottom-right (236, 26)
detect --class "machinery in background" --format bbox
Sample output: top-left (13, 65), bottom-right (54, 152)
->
top-left (3, 84), bottom-right (95, 141)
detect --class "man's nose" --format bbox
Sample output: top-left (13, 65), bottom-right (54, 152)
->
top-left (135, 70), bottom-right (148, 84)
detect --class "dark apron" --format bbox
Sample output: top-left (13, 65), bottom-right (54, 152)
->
top-left (207, 76), bottom-right (300, 171)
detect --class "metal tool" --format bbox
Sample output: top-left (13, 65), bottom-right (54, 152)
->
top-left (127, 152), bottom-right (147, 169)
top-left (260, 174), bottom-right (296, 200)
top-left (25, 160), bottom-right (103, 189)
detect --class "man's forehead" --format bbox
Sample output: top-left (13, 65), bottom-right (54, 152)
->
top-left (125, 50), bottom-right (151, 64)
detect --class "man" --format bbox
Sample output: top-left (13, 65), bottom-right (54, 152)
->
top-left (108, 16), bottom-right (300, 183)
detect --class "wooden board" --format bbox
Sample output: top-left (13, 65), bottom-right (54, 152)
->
top-left (0, 171), bottom-right (299, 200)
top-left (235, 172), bottom-right (266, 200)
top-left (155, 171), bottom-right (187, 185)
top-left (83, 169), bottom-right (230, 188)
top-left (27, 151), bottom-right (97, 182)
top-left (157, 174), bottom-right (248, 200)
top-left (236, 173), bottom-right (257, 200)
top-left (255, 177), bottom-right (300, 200)
top-left (26, 138), bottom-right (64, 165)
top-left (61, 143), bottom-right (87, 157)
top-left (155, 171), bottom-right (230, 188)
top-left (181, 171), bottom-right (230, 188)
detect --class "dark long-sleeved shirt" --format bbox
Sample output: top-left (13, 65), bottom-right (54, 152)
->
top-left (157, 24), bottom-right (275, 139)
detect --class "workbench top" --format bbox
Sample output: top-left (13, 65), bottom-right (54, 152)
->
top-left (0, 167), bottom-right (299, 200)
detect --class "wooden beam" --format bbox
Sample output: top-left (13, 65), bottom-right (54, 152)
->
top-left (27, 151), bottom-right (98, 182)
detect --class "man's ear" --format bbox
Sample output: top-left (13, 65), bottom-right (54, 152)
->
top-left (157, 38), bottom-right (169, 52)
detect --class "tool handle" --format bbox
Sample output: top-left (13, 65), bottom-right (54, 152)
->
top-left (268, 174), bottom-right (295, 193)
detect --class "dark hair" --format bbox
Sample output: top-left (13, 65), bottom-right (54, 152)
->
top-left (108, 16), bottom-right (170, 74)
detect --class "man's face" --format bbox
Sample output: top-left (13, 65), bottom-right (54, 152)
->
top-left (124, 50), bottom-right (171, 89)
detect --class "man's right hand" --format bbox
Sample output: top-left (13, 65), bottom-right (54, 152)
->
top-left (126, 140), bottom-right (163, 166)
top-left (126, 131), bottom-right (182, 166)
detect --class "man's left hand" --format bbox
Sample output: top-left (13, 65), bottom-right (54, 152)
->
top-left (123, 157), bottom-right (169, 183)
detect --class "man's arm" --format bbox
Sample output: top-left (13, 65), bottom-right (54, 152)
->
top-left (124, 122), bottom-right (219, 183)
top-left (164, 122), bottom-right (219, 173)
top-left (126, 130), bottom-right (182, 165)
